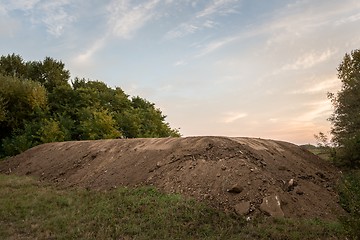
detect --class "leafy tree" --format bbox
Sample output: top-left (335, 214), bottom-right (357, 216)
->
top-left (2, 121), bottom-right (41, 156)
top-left (0, 74), bottom-right (47, 137)
top-left (0, 54), bottom-right (27, 78)
top-left (77, 107), bottom-right (121, 140)
top-left (329, 49), bottom-right (360, 167)
top-left (130, 97), bottom-right (173, 137)
top-left (36, 119), bottom-right (66, 143)
top-left (314, 132), bottom-right (330, 148)
top-left (26, 57), bottom-right (70, 92)
top-left (0, 97), bottom-right (6, 122)
top-left (0, 53), bottom-right (180, 158)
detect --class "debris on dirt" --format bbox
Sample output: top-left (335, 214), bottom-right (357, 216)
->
top-left (234, 201), bottom-right (250, 215)
top-left (227, 185), bottom-right (244, 194)
top-left (260, 195), bottom-right (284, 217)
top-left (0, 136), bottom-right (345, 220)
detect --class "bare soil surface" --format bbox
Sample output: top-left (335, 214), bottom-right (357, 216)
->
top-left (0, 137), bottom-right (345, 219)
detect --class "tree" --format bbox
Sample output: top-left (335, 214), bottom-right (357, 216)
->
top-left (0, 97), bottom-right (6, 122)
top-left (0, 74), bottom-right (47, 135)
top-left (0, 53), bottom-right (181, 157)
top-left (329, 49), bottom-right (360, 167)
top-left (26, 57), bottom-right (70, 92)
top-left (0, 54), bottom-right (27, 78)
top-left (314, 132), bottom-right (330, 148)
top-left (77, 107), bottom-right (121, 140)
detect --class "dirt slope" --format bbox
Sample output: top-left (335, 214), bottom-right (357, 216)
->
top-left (0, 136), bottom-right (345, 219)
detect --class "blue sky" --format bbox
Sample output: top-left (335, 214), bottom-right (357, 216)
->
top-left (1, 0), bottom-right (360, 144)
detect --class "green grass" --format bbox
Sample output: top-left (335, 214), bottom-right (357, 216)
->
top-left (0, 174), bottom-right (348, 239)
top-left (301, 144), bottom-right (333, 161)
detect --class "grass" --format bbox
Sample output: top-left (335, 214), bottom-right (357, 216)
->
top-left (301, 144), bottom-right (332, 161)
top-left (0, 174), bottom-right (348, 239)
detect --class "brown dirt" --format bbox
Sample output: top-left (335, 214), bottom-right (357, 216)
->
top-left (0, 136), bottom-right (346, 220)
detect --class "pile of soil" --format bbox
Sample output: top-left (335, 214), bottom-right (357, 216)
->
top-left (0, 136), bottom-right (345, 219)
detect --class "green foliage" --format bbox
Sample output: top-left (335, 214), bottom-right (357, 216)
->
top-left (77, 107), bottom-right (121, 140)
top-left (329, 49), bottom-right (360, 168)
top-left (2, 123), bottom-right (38, 156)
top-left (0, 74), bottom-right (47, 129)
top-left (0, 174), bottom-right (347, 240)
top-left (0, 74), bottom-right (48, 152)
top-left (130, 96), bottom-right (181, 138)
top-left (0, 54), bottom-right (27, 78)
top-left (0, 96), bottom-right (6, 122)
top-left (0, 54), bottom-right (180, 157)
top-left (26, 57), bottom-right (71, 92)
top-left (338, 170), bottom-right (360, 239)
top-left (37, 119), bottom-right (66, 143)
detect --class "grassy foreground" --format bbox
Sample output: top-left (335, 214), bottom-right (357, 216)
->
top-left (0, 174), bottom-right (348, 240)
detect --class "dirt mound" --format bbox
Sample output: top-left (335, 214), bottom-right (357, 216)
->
top-left (0, 136), bottom-right (345, 219)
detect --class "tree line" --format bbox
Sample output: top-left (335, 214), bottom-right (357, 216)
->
top-left (312, 49), bottom-right (360, 169)
top-left (328, 49), bottom-right (360, 168)
top-left (0, 54), bottom-right (180, 157)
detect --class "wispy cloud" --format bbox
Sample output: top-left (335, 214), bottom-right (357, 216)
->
top-left (107, 0), bottom-right (160, 39)
top-left (290, 77), bottom-right (340, 94)
top-left (221, 112), bottom-right (248, 123)
top-left (2, 0), bottom-right (75, 37)
top-left (195, 36), bottom-right (238, 57)
top-left (335, 12), bottom-right (360, 26)
top-left (196, 0), bottom-right (240, 18)
top-left (268, 118), bottom-right (279, 123)
top-left (74, 0), bottom-right (161, 64)
top-left (164, 23), bottom-right (199, 40)
top-left (173, 60), bottom-right (187, 66)
top-left (74, 37), bottom-right (107, 64)
top-left (295, 100), bottom-right (332, 122)
top-left (0, 5), bottom-right (6, 15)
top-left (37, 1), bottom-right (76, 37)
top-left (279, 49), bottom-right (336, 72)
top-left (164, 0), bottom-right (239, 40)
top-left (2, 0), bottom-right (40, 11)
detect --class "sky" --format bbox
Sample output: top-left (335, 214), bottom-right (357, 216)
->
top-left (1, 0), bottom-right (360, 144)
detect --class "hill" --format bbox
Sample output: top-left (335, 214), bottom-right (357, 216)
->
top-left (0, 136), bottom-right (345, 220)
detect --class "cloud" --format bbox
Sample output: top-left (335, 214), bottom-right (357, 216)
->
top-left (164, 23), bottom-right (199, 40)
top-left (2, 0), bottom-right (75, 37)
top-left (74, 37), bottom-right (107, 64)
top-left (74, 0), bottom-right (161, 64)
top-left (173, 60), bottom-right (187, 66)
top-left (295, 100), bottom-right (332, 122)
top-left (37, 1), bottom-right (76, 37)
top-left (203, 20), bottom-right (217, 28)
top-left (221, 112), bottom-right (248, 123)
top-left (290, 77), bottom-right (341, 94)
top-left (0, 5), bottom-right (6, 15)
top-left (196, 0), bottom-right (240, 18)
top-left (195, 36), bottom-right (238, 57)
top-left (2, 0), bottom-right (40, 11)
top-left (0, 4), bottom-right (20, 36)
top-left (268, 118), bottom-right (279, 123)
top-left (335, 12), bottom-right (360, 26)
top-left (107, 0), bottom-right (160, 39)
top-left (164, 0), bottom-right (239, 40)
top-left (279, 49), bottom-right (336, 72)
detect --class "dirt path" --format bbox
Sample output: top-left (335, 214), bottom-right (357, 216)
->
top-left (0, 136), bottom-right (345, 219)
